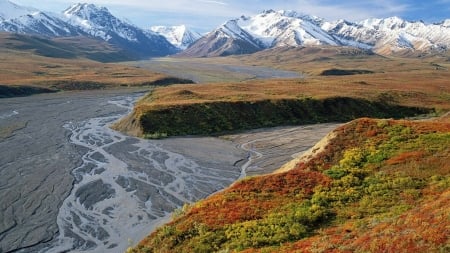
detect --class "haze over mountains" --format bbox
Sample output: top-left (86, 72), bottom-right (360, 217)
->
top-left (1, 0), bottom-right (449, 58)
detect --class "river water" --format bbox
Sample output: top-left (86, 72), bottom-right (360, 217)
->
top-left (0, 91), bottom-right (243, 253)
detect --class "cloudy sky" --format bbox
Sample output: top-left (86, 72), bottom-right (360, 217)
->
top-left (13, 0), bottom-right (450, 32)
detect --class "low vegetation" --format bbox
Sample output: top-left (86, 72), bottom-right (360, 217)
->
top-left (130, 117), bottom-right (450, 252)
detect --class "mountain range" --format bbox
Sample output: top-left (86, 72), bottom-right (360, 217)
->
top-left (1, 0), bottom-right (449, 58)
top-left (182, 10), bottom-right (450, 57)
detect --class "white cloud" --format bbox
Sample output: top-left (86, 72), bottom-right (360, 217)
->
top-left (196, 0), bottom-right (228, 6)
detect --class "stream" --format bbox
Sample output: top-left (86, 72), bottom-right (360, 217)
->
top-left (0, 91), bottom-right (243, 253)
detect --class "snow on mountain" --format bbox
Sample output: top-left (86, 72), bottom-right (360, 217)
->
top-left (442, 20), bottom-right (450, 28)
top-left (236, 10), bottom-right (339, 48)
top-left (323, 17), bottom-right (450, 54)
top-left (150, 25), bottom-right (201, 49)
top-left (178, 20), bottom-right (265, 57)
top-left (0, 0), bottom-right (81, 36)
top-left (64, 3), bottom-right (148, 42)
top-left (0, 1), bottom-right (176, 58)
top-left (62, 3), bottom-right (177, 57)
top-left (185, 9), bottom-right (450, 57)
top-left (1, 11), bottom-right (82, 37)
top-left (184, 9), bottom-right (345, 57)
top-left (0, 0), bottom-right (38, 20)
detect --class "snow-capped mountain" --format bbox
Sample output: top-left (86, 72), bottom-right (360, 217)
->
top-left (180, 19), bottom-right (266, 57)
top-left (150, 25), bottom-right (201, 49)
top-left (184, 9), bottom-right (450, 57)
top-left (0, 0), bottom-right (37, 20)
top-left (0, 0), bottom-right (82, 37)
top-left (237, 10), bottom-right (339, 47)
top-left (62, 3), bottom-right (177, 57)
top-left (183, 10), bottom-right (345, 57)
top-left (323, 17), bottom-right (450, 54)
top-left (0, 1), bottom-right (177, 58)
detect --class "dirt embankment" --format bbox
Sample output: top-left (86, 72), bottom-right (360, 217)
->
top-left (114, 97), bottom-right (433, 138)
top-left (0, 85), bottom-right (57, 98)
top-left (111, 112), bottom-right (143, 137)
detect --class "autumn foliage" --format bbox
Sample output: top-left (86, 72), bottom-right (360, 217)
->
top-left (130, 117), bottom-right (449, 253)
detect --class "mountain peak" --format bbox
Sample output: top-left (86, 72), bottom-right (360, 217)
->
top-left (441, 19), bottom-right (450, 28)
top-left (63, 3), bottom-right (110, 20)
top-left (360, 16), bottom-right (408, 30)
top-left (150, 25), bottom-right (201, 49)
top-left (262, 9), bottom-right (276, 15)
top-left (60, 2), bottom-right (176, 56)
top-left (0, 0), bottom-right (38, 20)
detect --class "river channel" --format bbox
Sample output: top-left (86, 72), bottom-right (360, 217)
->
top-left (0, 72), bottom-right (336, 253)
top-left (0, 90), bottom-right (245, 252)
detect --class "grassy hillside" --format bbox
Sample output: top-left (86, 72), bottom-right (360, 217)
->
top-left (130, 116), bottom-right (450, 252)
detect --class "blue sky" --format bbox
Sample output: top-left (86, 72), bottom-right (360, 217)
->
top-left (13, 0), bottom-right (450, 32)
